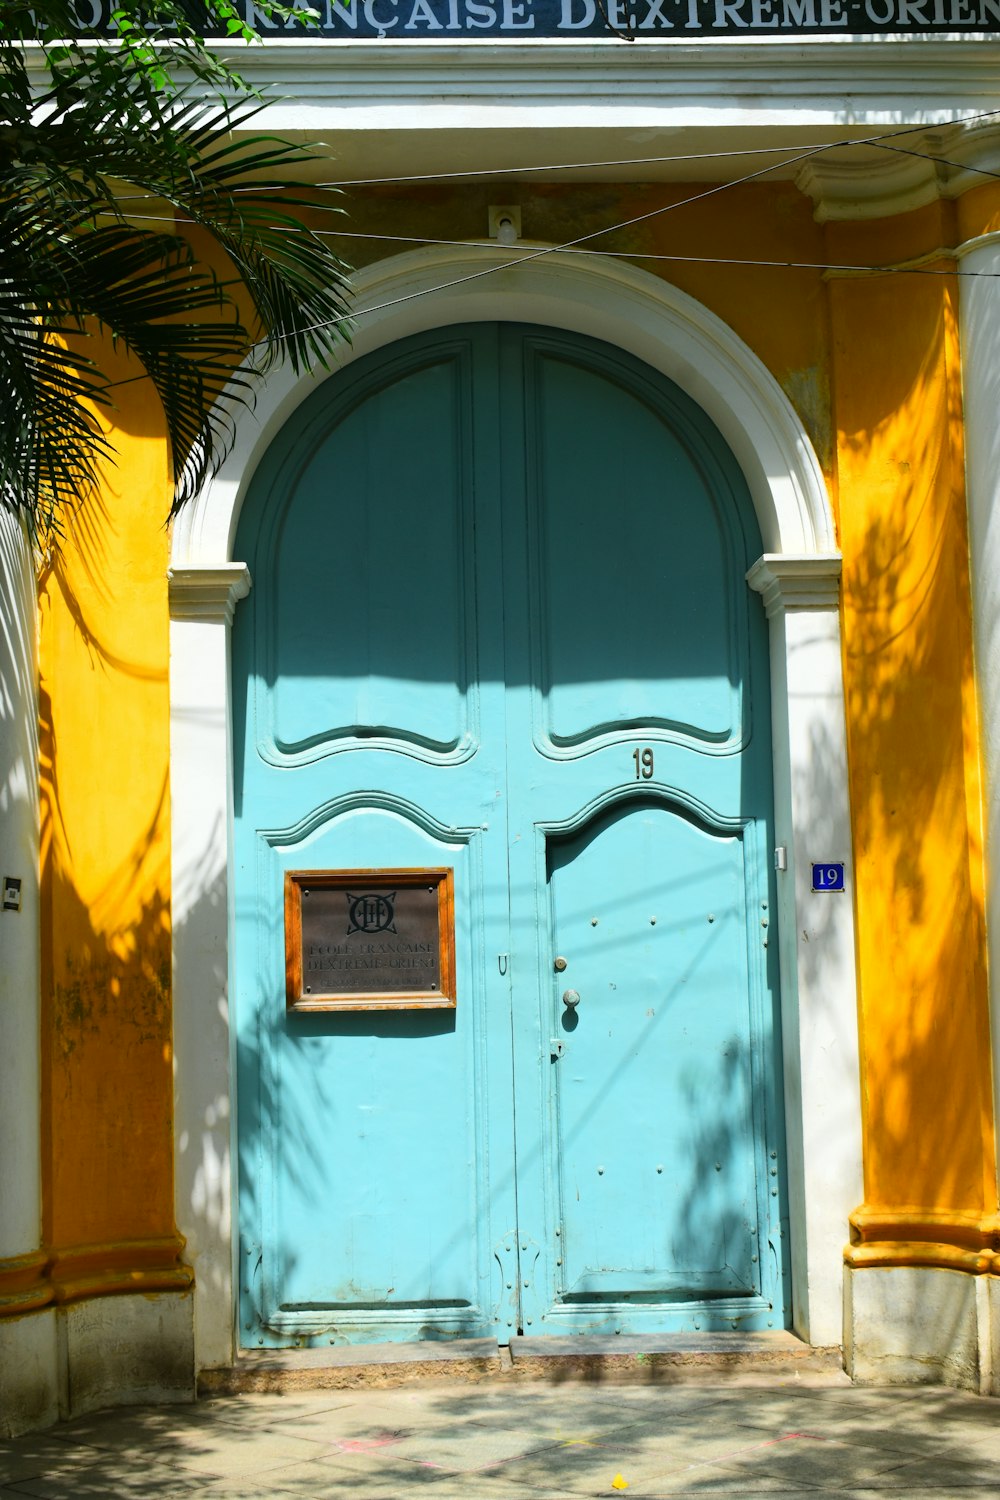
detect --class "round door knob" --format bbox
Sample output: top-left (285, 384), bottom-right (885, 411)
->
top-left (553, 956), bottom-right (568, 972)
top-left (562, 989), bottom-right (581, 1009)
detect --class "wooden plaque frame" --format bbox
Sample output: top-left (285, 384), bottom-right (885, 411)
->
top-left (284, 867), bottom-right (456, 1012)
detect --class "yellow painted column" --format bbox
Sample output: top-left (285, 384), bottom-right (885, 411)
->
top-left (827, 212), bottom-right (996, 1267)
top-left (37, 336), bottom-right (191, 1301)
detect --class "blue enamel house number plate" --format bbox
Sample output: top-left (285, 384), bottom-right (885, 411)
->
top-left (812, 862), bottom-right (845, 892)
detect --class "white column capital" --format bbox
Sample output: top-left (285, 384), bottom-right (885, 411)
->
top-left (747, 553), bottom-right (842, 618)
top-left (168, 564), bottom-right (252, 624)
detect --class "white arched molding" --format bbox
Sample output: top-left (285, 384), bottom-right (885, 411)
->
top-left (169, 246), bottom-right (860, 1369)
top-left (171, 246), bottom-right (834, 567)
top-left (959, 232), bottom-right (1000, 1208)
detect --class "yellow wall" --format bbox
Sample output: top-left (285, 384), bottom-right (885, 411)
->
top-left (28, 177), bottom-right (996, 1311)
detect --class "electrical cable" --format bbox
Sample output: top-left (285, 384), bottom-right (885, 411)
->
top-left (873, 138), bottom-right (1000, 186)
top-left (310, 104), bottom-right (1000, 185)
top-left (244, 119), bottom-right (1000, 350)
top-left (258, 227), bottom-right (982, 276)
top-left (86, 103), bottom-right (1000, 376)
top-left (102, 210), bottom-right (982, 275)
top-left (103, 104), bottom-right (1000, 198)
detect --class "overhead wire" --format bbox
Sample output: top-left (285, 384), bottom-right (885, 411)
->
top-left (311, 108), bottom-right (1000, 188)
top-left (101, 211), bottom-right (986, 276)
top-left (108, 143), bottom-right (869, 200)
top-left (90, 102), bottom-right (1000, 377)
top-left (241, 112), bottom-right (1000, 350)
top-left (250, 227), bottom-right (986, 276)
top-left (873, 137), bottom-right (1000, 186)
top-left (309, 140), bottom-right (882, 189)
top-left (105, 103), bottom-right (1000, 198)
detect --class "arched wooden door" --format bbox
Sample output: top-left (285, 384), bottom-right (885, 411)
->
top-left (233, 324), bottom-right (789, 1347)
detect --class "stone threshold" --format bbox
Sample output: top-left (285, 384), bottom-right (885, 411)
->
top-left (198, 1331), bottom-right (845, 1395)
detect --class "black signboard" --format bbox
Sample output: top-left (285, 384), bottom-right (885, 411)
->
top-left (70, 0), bottom-right (1000, 39)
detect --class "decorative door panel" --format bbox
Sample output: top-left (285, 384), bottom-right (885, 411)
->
top-left (515, 336), bottom-right (751, 755)
top-left (233, 323), bottom-right (789, 1349)
top-left (251, 343), bottom-right (481, 766)
top-left (242, 807), bottom-right (511, 1344)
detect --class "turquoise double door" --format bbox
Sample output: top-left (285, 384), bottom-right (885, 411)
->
top-left (233, 323), bottom-right (789, 1347)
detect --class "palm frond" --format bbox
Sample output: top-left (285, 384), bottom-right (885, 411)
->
top-left (1, 28), bottom-right (354, 524)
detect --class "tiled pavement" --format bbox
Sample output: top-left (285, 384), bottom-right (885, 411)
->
top-left (3, 1373), bottom-right (1000, 1499)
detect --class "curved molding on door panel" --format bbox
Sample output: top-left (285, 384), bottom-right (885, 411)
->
top-left (172, 244), bottom-right (834, 567)
top-left (260, 789), bottom-right (481, 851)
top-left (540, 784), bottom-right (750, 844)
top-left (255, 724), bottom-right (479, 770)
top-left (531, 717), bottom-right (743, 766)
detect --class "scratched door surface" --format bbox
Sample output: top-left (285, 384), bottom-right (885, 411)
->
top-left (233, 324), bottom-right (788, 1348)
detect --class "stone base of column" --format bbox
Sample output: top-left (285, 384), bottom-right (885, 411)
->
top-left (0, 1290), bottom-right (195, 1437)
top-left (845, 1265), bottom-right (1000, 1394)
top-left (0, 1308), bottom-right (59, 1438)
top-left (59, 1290), bottom-right (195, 1420)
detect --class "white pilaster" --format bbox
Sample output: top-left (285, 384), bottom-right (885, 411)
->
top-left (748, 554), bottom-right (863, 1348)
top-left (168, 564), bottom-right (251, 1372)
top-left (0, 510), bottom-right (57, 1436)
top-left (0, 511), bottom-right (41, 1263)
top-left (959, 233), bottom-right (1000, 1197)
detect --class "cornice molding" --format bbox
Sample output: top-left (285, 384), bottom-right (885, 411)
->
top-left (168, 564), bottom-right (252, 624)
top-left (797, 153), bottom-right (944, 224)
top-left (71, 37), bottom-right (1000, 132)
top-left (746, 553), bottom-right (842, 616)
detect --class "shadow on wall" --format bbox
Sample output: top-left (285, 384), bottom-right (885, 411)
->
top-left (830, 269), bottom-right (992, 1227)
top-left (35, 432), bottom-right (185, 1281)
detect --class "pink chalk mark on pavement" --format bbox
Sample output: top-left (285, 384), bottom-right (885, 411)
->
top-left (680, 1430), bottom-right (830, 1476)
top-left (334, 1435), bottom-right (404, 1453)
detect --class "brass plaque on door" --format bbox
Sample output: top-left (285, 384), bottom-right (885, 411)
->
top-left (285, 868), bottom-right (455, 1011)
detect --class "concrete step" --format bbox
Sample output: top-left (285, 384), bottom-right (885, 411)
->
top-left (199, 1338), bottom-right (502, 1394)
top-left (199, 1332), bottom-right (844, 1395)
top-left (509, 1331), bottom-right (844, 1382)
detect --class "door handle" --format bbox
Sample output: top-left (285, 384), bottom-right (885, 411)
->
top-left (562, 989), bottom-right (581, 1010)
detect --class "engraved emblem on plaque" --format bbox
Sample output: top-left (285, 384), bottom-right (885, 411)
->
top-left (346, 891), bottom-right (397, 935)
